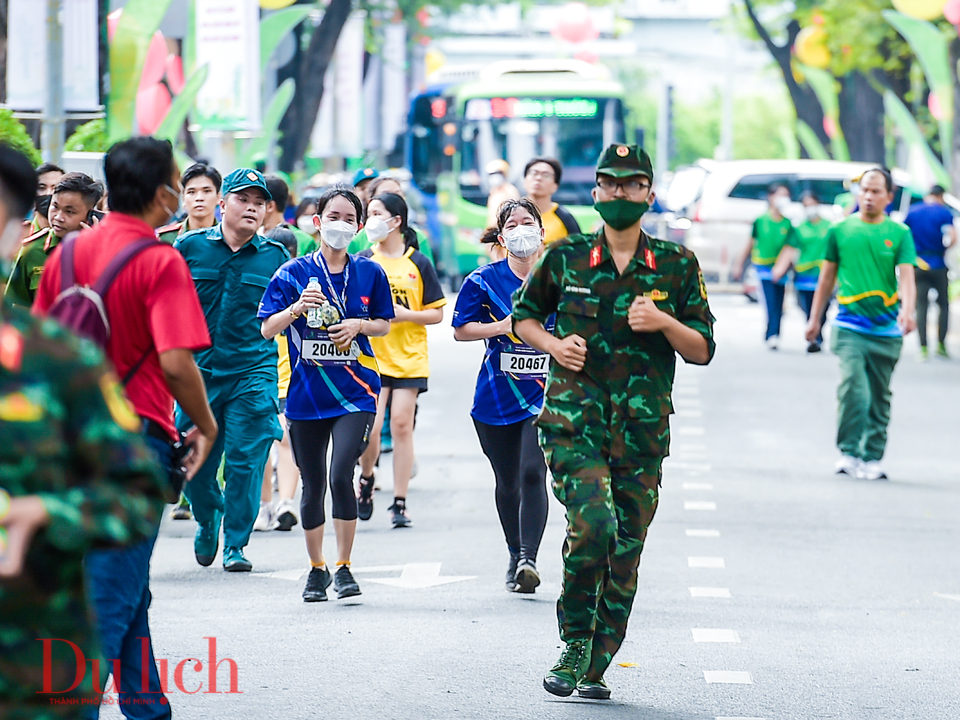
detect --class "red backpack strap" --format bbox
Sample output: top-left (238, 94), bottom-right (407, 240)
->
top-left (91, 238), bottom-right (162, 297)
top-left (58, 234), bottom-right (79, 291)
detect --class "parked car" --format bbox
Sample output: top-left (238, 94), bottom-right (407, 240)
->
top-left (651, 159), bottom-right (941, 287)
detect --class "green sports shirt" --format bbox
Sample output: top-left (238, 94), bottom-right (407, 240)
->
top-left (824, 215), bottom-right (916, 337)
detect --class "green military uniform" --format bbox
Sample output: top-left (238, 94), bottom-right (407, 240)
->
top-left (5, 228), bottom-right (59, 306)
top-left (513, 144), bottom-right (715, 690)
top-left (0, 303), bottom-right (166, 718)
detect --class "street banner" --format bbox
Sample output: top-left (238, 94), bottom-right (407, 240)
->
top-left (6, 0), bottom-right (100, 112)
top-left (194, 0), bottom-right (261, 130)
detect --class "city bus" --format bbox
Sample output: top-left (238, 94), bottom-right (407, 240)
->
top-left (406, 59), bottom-right (629, 285)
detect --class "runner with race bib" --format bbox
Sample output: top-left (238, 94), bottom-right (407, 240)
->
top-left (259, 186), bottom-right (394, 603)
top-left (452, 197), bottom-right (553, 594)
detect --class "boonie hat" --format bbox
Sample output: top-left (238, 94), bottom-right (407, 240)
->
top-left (596, 144), bottom-right (654, 181)
top-left (221, 168), bottom-right (272, 201)
top-left (351, 167), bottom-right (379, 186)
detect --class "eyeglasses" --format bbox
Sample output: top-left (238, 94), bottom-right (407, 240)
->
top-left (527, 170), bottom-right (556, 181)
top-left (597, 178), bottom-right (651, 193)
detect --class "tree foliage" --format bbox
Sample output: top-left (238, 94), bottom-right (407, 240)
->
top-left (0, 110), bottom-right (41, 166)
top-left (64, 120), bottom-right (109, 153)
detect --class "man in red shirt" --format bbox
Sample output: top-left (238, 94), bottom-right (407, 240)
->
top-left (34, 137), bottom-right (218, 719)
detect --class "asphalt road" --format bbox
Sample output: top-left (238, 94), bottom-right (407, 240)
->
top-left (99, 291), bottom-right (960, 720)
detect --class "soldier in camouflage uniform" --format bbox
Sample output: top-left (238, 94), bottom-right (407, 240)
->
top-left (514, 144), bottom-right (715, 700)
top-left (0, 144), bottom-right (167, 718)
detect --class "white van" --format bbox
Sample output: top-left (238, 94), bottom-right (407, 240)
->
top-left (657, 159), bottom-right (930, 287)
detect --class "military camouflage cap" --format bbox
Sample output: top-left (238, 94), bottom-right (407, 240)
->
top-left (221, 168), bottom-right (273, 201)
top-left (596, 144), bottom-right (654, 181)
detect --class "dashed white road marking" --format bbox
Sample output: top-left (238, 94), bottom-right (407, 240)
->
top-left (683, 482), bottom-right (714, 490)
top-left (693, 628), bottom-right (740, 643)
top-left (704, 671), bottom-right (752, 684)
top-left (689, 587), bottom-right (731, 598)
top-left (675, 410), bottom-right (704, 418)
top-left (684, 501), bottom-right (717, 511)
top-left (686, 529), bottom-right (720, 537)
top-left (366, 562), bottom-right (475, 589)
top-left (674, 443), bottom-right (708, 453)
top-left (934, 592), bottom-right (960, 602)
top-left (673, 385), bottom-right (700, 395)
top-left (689, 557), bottom-right (725, 568)
top-left (674, 397), bottom-right (702, 407)
top-left (676, 427), bottom-right (706, 436)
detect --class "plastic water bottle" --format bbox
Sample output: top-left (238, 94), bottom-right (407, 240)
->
top-left (306, 277), bottom-right (323, 328)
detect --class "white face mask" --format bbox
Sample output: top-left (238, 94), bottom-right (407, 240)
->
top-left (297, 215), bottom-right (317, 235)
top-left (321, 220), bottom-right (356, 250)
top-left (502, 225), bottom-right (542, 258)
top-left (774, 196), bottom-right (790, 213)
top-left (805, 205), bottom-right (820, 220)
top-left (365, 216), bottom-right (391, 243)
top-left (489, 173), bottom-right (505, 189)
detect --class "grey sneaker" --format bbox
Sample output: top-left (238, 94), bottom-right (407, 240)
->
top-left (515, 559), bottom-right (541, 594)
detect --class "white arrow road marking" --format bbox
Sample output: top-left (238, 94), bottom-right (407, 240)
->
top-left (690, 587), bottom-right (731, 598)
top-left (934, 592), bottom-right (960, 602)
top-left (257, 569), bottom-right (307, 582)
top-left (684, 501), bottom-right (717, 511)
top-left (686, 529), bottom-right (720, 537)
top-left (693, 628), bottom-right (740, 643)
top-left (366, 562), bottom-right (474, 589)
top-left (689, 556), bottom-right (725, 568)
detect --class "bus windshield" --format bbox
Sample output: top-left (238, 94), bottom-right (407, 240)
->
top-left (458, 96), bottom-right (625, 207)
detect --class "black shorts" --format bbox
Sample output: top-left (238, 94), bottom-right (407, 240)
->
top-left (380, 375), bottom-right (428, 394)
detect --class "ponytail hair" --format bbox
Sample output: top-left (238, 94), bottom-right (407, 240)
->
top-left (371, 192), bottom-right (419, 251)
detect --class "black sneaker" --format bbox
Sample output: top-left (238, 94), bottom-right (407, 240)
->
top-left (333, 565), bottom-right (362, 599)
top-left (806, 341), bottom-right (822, 353)
top-left (515, 559), bottom-right (541, 594)
top-left (505, 552), bottom-right (520, 592)
top-left (389, 501), bottom-right (412, 528)
top-left (302, 566), bottom-right (332, 603)
top-left (357, 473), bottom-right (375, 521)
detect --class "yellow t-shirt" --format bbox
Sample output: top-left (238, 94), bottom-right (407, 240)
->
top-left (277, 334), bottom-right (291, 399)
top-left (365, 246), bottom-right (446, 379)
top-left (541, 203), bottom-right (582, 244)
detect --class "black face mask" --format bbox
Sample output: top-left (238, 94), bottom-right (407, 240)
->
top-left (35, 194), bottom-right (52, 218)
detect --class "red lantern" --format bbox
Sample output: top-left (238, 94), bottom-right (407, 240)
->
top-left (165, 55), bottom-right (185, 96)
top-left (137, 84), bottom-right (172, 136)
top-left (551, 2), bottom-right (599, 44)
top-left (139, 32), bottom-right (168, 93)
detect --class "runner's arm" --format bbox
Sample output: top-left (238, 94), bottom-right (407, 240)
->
top-left (804, 261), bottom-right (837, 343)
top-left (454, 317), bottom-right (512, 341)
top-left (897, 263), bottom-right (917, 334)
top-left (159, 348), bottom-right (218, 479)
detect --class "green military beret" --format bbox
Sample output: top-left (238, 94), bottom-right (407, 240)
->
top-left (596, 144), bottom-right (654, 181)
top-left (221, 168), bottom-right (273, 201)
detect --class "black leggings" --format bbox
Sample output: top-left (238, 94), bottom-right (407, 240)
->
top-left (288, 413), bottom-right (374, 529)
top-left (473, 417), bottom-right (548, 562)
top-left (916, 267), bottom-right (949, 347)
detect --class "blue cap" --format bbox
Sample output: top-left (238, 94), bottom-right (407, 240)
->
top-left (221, 168), bottom-right (272, 201)
top-left (351, 167), bottom-right (379, 187)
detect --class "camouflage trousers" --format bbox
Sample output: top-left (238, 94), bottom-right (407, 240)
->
top-left (541, 432), bottom-right (662, 682)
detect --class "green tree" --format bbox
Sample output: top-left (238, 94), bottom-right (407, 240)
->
top-left (0, 110), bottom-right (41, 166)
top-left (64, 120), bottom-right (109, 153)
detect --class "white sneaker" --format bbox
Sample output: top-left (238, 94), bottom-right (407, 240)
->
top-left (857, 460), bottom-right (888, 481)
top-left (835, 455), bottom-right (861, 476)
top-left (766, 336), bottom-right (779, 351)
top-left (275, 498), bottom-right (299, 531)
top-left (253, 502), bottom-right (277, 531)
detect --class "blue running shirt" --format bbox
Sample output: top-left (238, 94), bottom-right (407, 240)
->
top-left (453, 260), bottom-right (554, 426)
top-left (259, 253), bottom-right (394, 420)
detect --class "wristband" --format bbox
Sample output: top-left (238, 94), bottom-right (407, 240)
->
top-left (289, 305), bottom-right (300, 319)
top-left (0, 488), bottom-right (10, 522)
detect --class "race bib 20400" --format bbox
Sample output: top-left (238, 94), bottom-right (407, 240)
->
top-left (302, 331), bottom-right (360, 366)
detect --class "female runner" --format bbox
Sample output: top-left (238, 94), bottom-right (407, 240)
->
top-left (452, 198), bottom-right (550, 593)
top-left (357, 192), bottom-right (446, 528)
top-left (259, 187), bottom-right (394, 602)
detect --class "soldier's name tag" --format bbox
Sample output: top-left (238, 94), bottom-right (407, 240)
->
top-left (500, 352), bottom-right (549, 375)
top-left (303, 333), bottom-right (360, 365)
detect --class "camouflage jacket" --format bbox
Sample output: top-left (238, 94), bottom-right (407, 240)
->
top-left (4, 228), bottom-right (59, 307)
top-left (0, 302), bottom-right (166, 715)
top-left (513, 229), bottom-right (715, 459)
